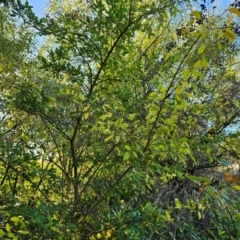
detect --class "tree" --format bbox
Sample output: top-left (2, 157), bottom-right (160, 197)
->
top-left (1, 0), bottom-right (240, 239)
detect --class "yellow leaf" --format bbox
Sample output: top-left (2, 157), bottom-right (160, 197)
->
top-left (181, 27), bottom-right (190, 36)
top-left (187, 92), bottom-right (194, 98)
top-left (165, 211), bottom-right (172, 221)
top-left (10, 216), bottom-right (19, 222)
top-left (175, 87), bottom-right (183, 95)
top-left (217, 42), bottom-right (223, 50)
top-left (198, 211), bottom-right (202, 220)
top-left (83, 112), bottom-right (89, 119)
top-left (202, 57), bottom-right (208, 69)
top-left (106, 228), bottom-right (115, 239)
top-left (5, 223), bottom-right (11, 232)
top-left (128, 114), bottom-right (135, 120)
top-left (83, 105), bottom-right (90, 112)
top-left (198, 203), bottom-right (204, 210)
top-left (107, 112), bottom-right (112, 118)
top-left (223, 28), bottom-right (236, 43)
top-left (197, 45), bottom-right (206, 54)
top-left (182, 81), bottom-right (189, 88)
top-left (217, 31), bottom-right (224, 39)
top-left (182, 69), bottom-right (191, 79)
top-left (199, 185), bottom-right (205, 192)
top-left (0, 65), bottom-right (5, 72)
top-left (232, 185), bottom-right (240, 191)
top-left (175, 198), bottom-right (182, 209)
top-left (199, 24), bottom-right (207, 38)
top-left (164, 52), bottom-right (172, 61)
top-left (96, 233), bottom-right (103, 239)
top-left (199, 182), bottom-right (209, 192)
top-left (104, 134), bottom-right (114, 142)
top-left (229, 7), bottom-right (240, 17)
top-left (7, 62), bottom-right (12, 69)
top-left (191, 10), bottom-right (202, 20)
top-left (192, 32), bottom-right (200, 38)
top-left (192, 70), bottom-right (199, 78)
top-left (162, 11), bottom-right (169, 20)
top-left (194, 60), bottom-right (203, 68)
top-left (106, 230), bottom-right (112, 238)
top-left (225, 172), bottom-right (233, 182)
top-left (148, 91), bottom-right (158, 100)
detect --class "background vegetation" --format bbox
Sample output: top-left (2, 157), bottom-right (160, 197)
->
top-left (0, 0), bottom-right (240, 239)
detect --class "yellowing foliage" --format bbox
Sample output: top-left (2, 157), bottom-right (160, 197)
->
top-left (225, 172), bottom-right (240, 184)
top-left (229, 7), bottom-right (240, 18)
top-left (223, 28), bottom-right (236, 43)
top-left (191, 10), bottom-right (202, 20)
top-left (197, 44), bottom-right (206, 54)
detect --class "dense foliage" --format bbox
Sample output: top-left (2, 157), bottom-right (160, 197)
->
top-left (1, 0), bottom-right (240, 239)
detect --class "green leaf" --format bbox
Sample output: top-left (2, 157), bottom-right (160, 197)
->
top-left (206, 186), bottom-right (218, 196)
top-left (174, 198), bottom-right (182, 209)
top-left (50, 226), bottom-right (59, 232)
top-left (7, 232), bottom-right (15, 238)
top-left (219, 159), bottom-right (231, 166)
top-left (200, 177), bottom-right (211, 184)
top-left (128, 114), bottom-right (136, 120)
top-left (145, 202), bottom-right (152, 209)
top-left (188, 176), bottom-right (210, 183)
top-left (206, 148), bottom-right (211, 155)
top-left (132, 151), bottom-right (137, 158)
top-left (179, 137), bottom-right (188, 143)
top-left (123, 151), bottom-right (131, 161)
top-left (235, 213), bottom-right (240, 223)
top-left (0, 229), bottom-right (5, 238)
top-left (188, 175), bottom-right (202, 182)
top-left (207, 229), bottom-right (217, 240)
top-left (124, 145), bottom-right (131, 151)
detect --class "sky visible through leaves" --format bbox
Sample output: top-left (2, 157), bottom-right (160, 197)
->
top-left (28, 0), bottom-right (47, 16)
top-left (28, 0), bottom-right (233, 17)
